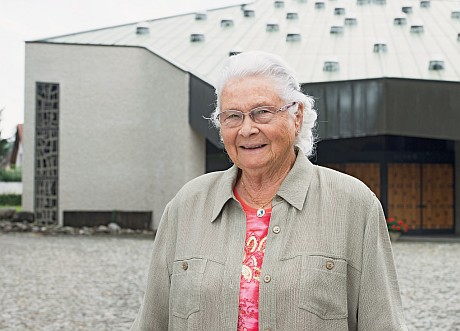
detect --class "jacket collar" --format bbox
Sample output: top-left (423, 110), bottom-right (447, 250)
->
top-left (211, 165), bottom-right (238, 222)
top-left (211, 149), bottom-right (314, 222)
top-left (276, 150), bottom-right (314, 210)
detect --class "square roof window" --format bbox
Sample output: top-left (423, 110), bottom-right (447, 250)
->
top-left (315, 2), bottom-right (325, 9)
top-left (221, 19), bottom-right (234, 28)
top-left (266, 23), bottom-right (280, 32)
top-left (286, 12), bottom-right (299, 20)
top-left (190, 33), bottom-right (205, 42)
top-left (394, 17), bottom-right (407, 25)
top-left (420, 1), bottom-right (430, 8)
top-left (373, 43), bottom-right (388, 53)
top-left (330, 26), bottom-right (344, 34)
top-left (323, 61), bottom-right (340, 71)
top-left (286, 33), bottom-right (301, 42)
top-left (429, 60), bottom-right (444, 70)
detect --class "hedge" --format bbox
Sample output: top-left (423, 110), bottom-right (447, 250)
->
top-left (0, 194), bottom-right (21, 206)
top-left (0, 168), bottom-right (22, 182)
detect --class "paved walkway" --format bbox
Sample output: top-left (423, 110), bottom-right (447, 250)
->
top-left (0, 233), bottom-right (459, 330)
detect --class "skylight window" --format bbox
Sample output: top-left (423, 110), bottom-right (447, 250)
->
top-left (244, 9), bottom-right (255, 17)
top-left (286, 12), bottom-right (299, 20)
top-left (190, 33), bottom-right (205, 42)
top-left (420, 1), bottom-right (430, 8)
top-left (195, 12), bottom-right (207, 20)
top-left (373, 42), bottom-right (388, 53)
top-left (394, 17), bottom-right (407, 25)
top-left (274, 0), bottom-right (285, 8)
top-left (374, 0), bottom-right (386, 4)
top-left (286, 33), bottom-right (301, 42)
top-left (402, 6), bottom-right (413, 14)
top-left (334, 7), bottom-right (346, 15)
top-left (323, 60), bottom-right (340, 72)
top-left (221, 19), bottom-right (234, 28)
top-left (458, 33), bottom-right (460, 42)
top-left (345, 17), bottom-right (358, 26)
top-left (429, 60), bottom-right (444, 70)
top-left (410, 24), bottom-right (424, 33)
top-left (452, 11), bottom-right (460, 19)
top-left (266, 22), bottom-right (280, 32)
top-left (357, 0), bottom-right (370, 5)
top-left (330, 25), bottom-right (344, 34)
top-left (315, 2), bottom-right (325, 9)
top-left (135, 22), bottom-right (150, 35)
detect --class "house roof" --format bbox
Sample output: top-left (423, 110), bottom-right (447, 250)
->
top-left (38, 0), bottom-right (460, 85)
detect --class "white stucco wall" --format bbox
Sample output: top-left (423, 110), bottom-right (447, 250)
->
top-left (24, 43), bottom-right (205, 229)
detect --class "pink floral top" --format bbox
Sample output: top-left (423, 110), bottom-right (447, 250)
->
top-left (234, 188), bottom-right (272, 331)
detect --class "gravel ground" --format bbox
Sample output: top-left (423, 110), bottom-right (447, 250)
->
top-left (0, 233), bottom-right (459, 331)
top-left (393, 241), bottom-right (460, 331)
top-left (0, 233), bottom-right (153, 331)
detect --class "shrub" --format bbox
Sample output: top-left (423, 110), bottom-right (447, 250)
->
top-left (0, 168), bottom-right (22, 182)
top-left (0, 194), bottom-right (21, 206)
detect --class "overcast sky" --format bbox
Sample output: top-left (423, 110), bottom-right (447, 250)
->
top-left (0, 0), bottom-right (243, 138)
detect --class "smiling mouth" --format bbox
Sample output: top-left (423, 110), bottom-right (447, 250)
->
top-left (240, 144), bottom-right (267, 149)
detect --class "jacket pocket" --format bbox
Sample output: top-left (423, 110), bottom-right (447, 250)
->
top-left (170, 258), bottom-right (207, 319)
top-left (298, 255), bottom-right (348, 319)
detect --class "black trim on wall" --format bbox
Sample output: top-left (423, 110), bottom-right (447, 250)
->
top-left (206, 139), bottom-right (232, 172)
top-left (315, 135), bottom-right (455, 164)
top-left (189, 75), bottom-right (220, 147)
top-left (303, 78), bottom-right (460, 141)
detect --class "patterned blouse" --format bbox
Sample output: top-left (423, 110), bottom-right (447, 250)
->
top-left (234, 188), bottom-right (272, 331)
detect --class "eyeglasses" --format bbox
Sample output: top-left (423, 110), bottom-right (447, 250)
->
top-left (217, 102), bottom-right (298, 128)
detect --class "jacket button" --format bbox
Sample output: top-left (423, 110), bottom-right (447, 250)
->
top-left (272, 226), bottom-right (281, 234)
top-left (326, 261), bottom-right (334, 270)
top-left (263, 274), bottom-right (271, 283)
top-left (182, 261), bottom-right (189, 270)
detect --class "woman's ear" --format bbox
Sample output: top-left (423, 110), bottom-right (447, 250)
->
top-left (295, 102), bottom-right (304, 132)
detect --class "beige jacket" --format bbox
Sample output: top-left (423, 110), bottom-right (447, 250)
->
top-left (131, 152), bottom-right (407, 330)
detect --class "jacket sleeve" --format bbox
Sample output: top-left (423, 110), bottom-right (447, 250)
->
top-left (357, 197), bottom-right (408, 331)
top-left (130, 203), bottom-right (175, 331)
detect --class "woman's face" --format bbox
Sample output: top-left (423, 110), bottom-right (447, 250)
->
top-left (219, 75), bottom-right (303, 174)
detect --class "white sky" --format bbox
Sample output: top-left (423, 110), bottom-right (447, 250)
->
top-left (0, 0), bottom-right (243, 138)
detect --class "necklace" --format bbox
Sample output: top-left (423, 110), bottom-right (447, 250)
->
top-left (241, 179), bottom-right (275, 218)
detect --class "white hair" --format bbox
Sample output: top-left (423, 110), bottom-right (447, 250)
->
top-left (210, 51), bottom-right (318, 157)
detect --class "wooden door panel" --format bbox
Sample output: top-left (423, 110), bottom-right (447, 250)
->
top-left (422, 164), bottom-right (454, 230)
top-left (323, 163), bottom-right (345, 173)
top-left (327, 162), bottom-right (454, 232)
top-left (323, 163), bottom-right (380, 199)
top-left (388, 164), bottom-right (421, 230)
top-left (345, 163), bottom-right (381, 199)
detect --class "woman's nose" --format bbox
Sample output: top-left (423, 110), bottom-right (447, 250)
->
top-left (238, 115), bottom-right (258, 136)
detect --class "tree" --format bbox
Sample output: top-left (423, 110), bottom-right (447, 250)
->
top-left (0, 108), bottom-right (12, 165)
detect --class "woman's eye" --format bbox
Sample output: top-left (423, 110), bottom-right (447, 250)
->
top-left (253, 108), bottom-right (270, 115)
top-left (227, 113), bottom-right (241, 119)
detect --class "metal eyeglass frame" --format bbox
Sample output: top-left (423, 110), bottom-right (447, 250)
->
top-left (217, 101), bottom-right (298, 128)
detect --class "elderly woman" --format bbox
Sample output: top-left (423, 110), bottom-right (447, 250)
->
top-left (131, 51), bottom-right (407, 330)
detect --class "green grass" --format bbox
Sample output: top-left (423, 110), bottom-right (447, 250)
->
top-left (0, 205), bottom-right (21, 212)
